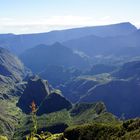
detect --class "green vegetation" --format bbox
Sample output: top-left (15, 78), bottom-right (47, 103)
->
top-left (70, 102), bottom-right (118, 125)
top-left (64, 119), bottom-right (140, 140)
top-left (0, 135), bottom-right (8, 140)
top-left (0, 98), bottom-right (25, 139)
top-left (14, 113), bottom-right (140, 140)
top-left (13, 102), bottom-right (119, 139)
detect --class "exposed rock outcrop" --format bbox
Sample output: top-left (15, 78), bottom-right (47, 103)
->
top-left (17, 76), bottom-right (72, 115)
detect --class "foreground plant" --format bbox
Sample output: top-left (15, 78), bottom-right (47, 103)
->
top-left (0, 135), bottom-right (8, 140)
top-left (26, 100), bottom-right (38, 140)
top-left (26, 101), bottom-right (53, 140)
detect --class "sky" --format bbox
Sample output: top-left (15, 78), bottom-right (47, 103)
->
top-left (0, 0), bottom-right (140, 34)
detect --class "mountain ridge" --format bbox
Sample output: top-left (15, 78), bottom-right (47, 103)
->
top-left (0, 22), bottom-right (137, 54)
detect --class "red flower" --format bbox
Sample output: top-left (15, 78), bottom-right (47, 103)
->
top-left (30, 100), bottom-right (36, 113)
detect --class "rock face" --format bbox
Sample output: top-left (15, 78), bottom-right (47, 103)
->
top-left (17, 76), bottom-right (51, 114)
top-left (0, 47), bottom-right (26, 83)
top-left (37, 93), bottom-right (72, 115)
top-left (0, 47), bottom-right (28, 99)
top-left (0, 48), bottom-right (29, 138)
top-left (17, 76), bottom-right (72, 115)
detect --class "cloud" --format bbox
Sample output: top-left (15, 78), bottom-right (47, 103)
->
top-left (0, 15), bottom-right (136, 34)
top-left (0, 16), bottom-right (95, 26)
top-left (0, 16), bottom-right (95, 33)
top-left (133, 22), bottom-right (140, 28)
top-left (100, 16), bottom-right (111, 21)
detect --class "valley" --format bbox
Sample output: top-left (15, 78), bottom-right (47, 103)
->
top-left (0, 22), bottom-right (140, 140)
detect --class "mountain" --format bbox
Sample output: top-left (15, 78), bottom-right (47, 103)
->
top-left (0, 47), bottom-right (29, 139)
top-left (63, 27), bottom-right (140, 65)
top-left (0, 47), bottom-right (26, 82)
top-left (17, 76), bottom-right (72, 115)
top-left (0, 47), bottom-right (28, 99)
top-left (60, 76), bottom-right (100, 103)
top-left (80, 61), bottom-right (140, 118)
top-left (85, 64), bottom-right (116, 75)
top-left (60, 60), bottom-right (140, 119)
top-left (17, 76), bottom-right (51, 114)
top-left (80, 79), bottom-right (140, 119)
top-left (20, 42), bottom-right (89, 73)
top-left (1, 22), bottom-right (140, 139)
top-left (0, 22), bottom-right (137, 54)
top-left (113, 61), bottom-right (140, 79)
top-left (38, 92), bottom-right (72, 115)
top-left (60, 74), bottom-right (112, 103)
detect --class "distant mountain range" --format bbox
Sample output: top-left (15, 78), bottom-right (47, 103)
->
top-left (63, 29), bottom-right (140, 58)
top-left (20, 42), bottom-right (89, 73)
top-left (0, 22), bottom-right (137, 54)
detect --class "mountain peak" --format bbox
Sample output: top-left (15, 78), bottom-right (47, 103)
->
top-left (17, 77), bottom-right (51, 113)
top-left (53, 42), bottom-right (63, 46)
top-left (51, 42), bottom-right (67, 49)
top-left (17, 76), bottom-right (72, 115)
top-left (116, 22), bottom-right (137, 29)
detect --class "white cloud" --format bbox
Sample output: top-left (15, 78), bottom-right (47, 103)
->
top-left (0, 16), bottom-right (95, 33)
top-left (100, 16), bottom-right (111, 21)
top-left (133, 22), bottom-right (140, 28)
top-left (0, 16), bottom-right (95, 26)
